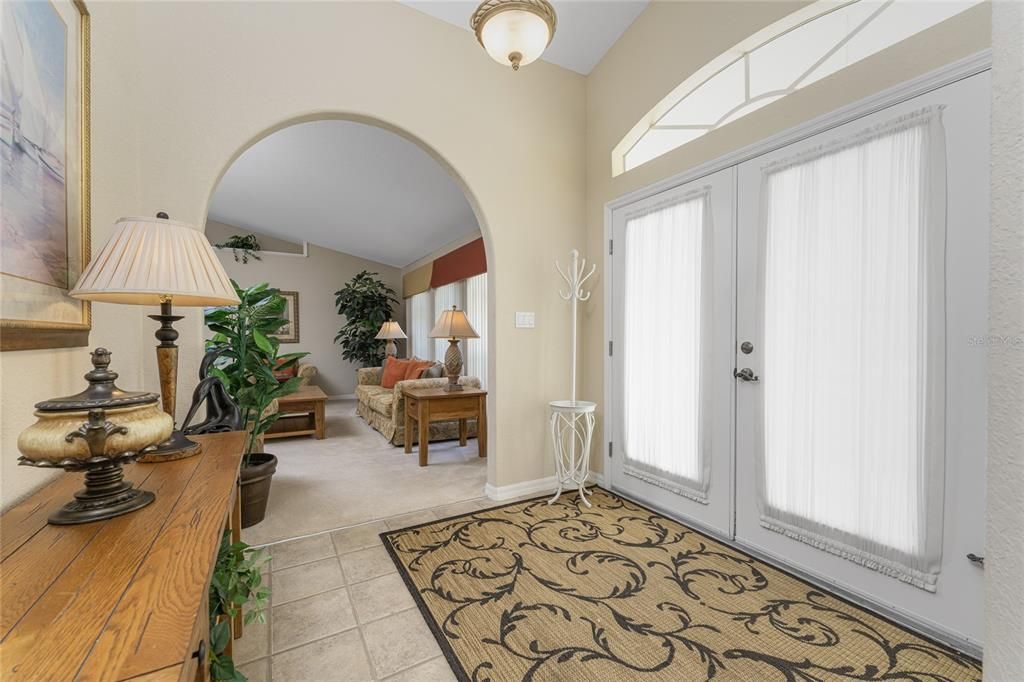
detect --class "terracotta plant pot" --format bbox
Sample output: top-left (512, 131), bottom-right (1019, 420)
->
top-left (239, 453), bottom-right (277, 528)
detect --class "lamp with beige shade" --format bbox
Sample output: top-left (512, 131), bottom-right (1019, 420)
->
top-left (428, 306), bottom-right (479, 392)
top-left (70, 213), bottom-right (240, 460)
top-left (375, 320), bottom-right (407, 359)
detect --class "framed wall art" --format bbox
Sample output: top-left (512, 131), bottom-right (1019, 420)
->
top-left (273, 291), bottom-right (300, 344)
top-left (1, 0), bottom-right (91, 351)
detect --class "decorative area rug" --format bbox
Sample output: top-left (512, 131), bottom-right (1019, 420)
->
top-left (381, 488), bottom-right (981, 682)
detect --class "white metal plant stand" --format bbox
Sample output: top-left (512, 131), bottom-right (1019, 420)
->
top-left (549, 250), bottom-right (597, 507)
top-left (549, 400), bottom-right (596, 506)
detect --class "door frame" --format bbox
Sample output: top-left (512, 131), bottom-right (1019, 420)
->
top-left (602, 50), bottom-right (991, 659)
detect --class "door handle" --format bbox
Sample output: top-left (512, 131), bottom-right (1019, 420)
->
top-left (734, 367), bottom-right (759, 383)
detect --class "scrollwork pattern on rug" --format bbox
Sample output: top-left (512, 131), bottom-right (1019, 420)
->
top-left (383, 489), bottom-right (981, 682)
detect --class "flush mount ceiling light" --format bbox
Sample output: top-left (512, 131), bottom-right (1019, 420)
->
top-left (470, 0), bottom-right (557, 71)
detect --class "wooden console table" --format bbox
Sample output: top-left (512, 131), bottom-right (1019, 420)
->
top-left (265, 384), bottom-right (327, 440)
top-left (0, 431), bottom-right (246, 681)
top-left (403, 386), bottom-right (487, 467)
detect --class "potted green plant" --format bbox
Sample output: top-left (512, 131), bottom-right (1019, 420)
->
top-left (205, 281), bottom-right (308, 527)
top-left (213, 234), bottom-right (263, 264)
top-left (208, 531), bottom-right (269, 681)
top-left (334, 270), bottom-right (399, 367)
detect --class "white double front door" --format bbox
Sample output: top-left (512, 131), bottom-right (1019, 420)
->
top-left (607, 71), bottom-right (988, 647)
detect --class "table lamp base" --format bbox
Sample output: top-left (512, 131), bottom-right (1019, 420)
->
top-left (138, 429), bottom-right (202, 462)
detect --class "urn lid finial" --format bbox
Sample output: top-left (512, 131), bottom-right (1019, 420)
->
top-left (34, 348), bottom-right (160, 413)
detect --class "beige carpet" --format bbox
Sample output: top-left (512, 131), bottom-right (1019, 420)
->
top-left (242, 399), bottom-right (486, 545)
top-left (383, 488), bottom-right (982, 682)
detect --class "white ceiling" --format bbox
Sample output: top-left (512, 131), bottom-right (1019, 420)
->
top-left (208, 120), bottom-right (479, 268)
top-left (400, 1), bottom-right (649, 75)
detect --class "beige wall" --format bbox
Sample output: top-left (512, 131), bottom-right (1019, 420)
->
top-left (0, 3), bottom-right (151, 510)
top-left (2, 1), bottom-right (585, 507)
top-left (0, 0), bottom-right (585, 505)
top-left (581, 1), bottom-right (992, 474)
top-left (1, 0), bottom-right (1017, 664)
top-left (205, 221), bottom-right (405, 397)
top-left (985, 0), bottom-right (1024, 676)
top-left (0, 0), bottom-right (998, 511)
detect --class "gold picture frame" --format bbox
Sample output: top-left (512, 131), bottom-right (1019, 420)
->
top-left (1, 0), bottom-right (91, 351)
top-left (272, 291), bottom-right (300, 344)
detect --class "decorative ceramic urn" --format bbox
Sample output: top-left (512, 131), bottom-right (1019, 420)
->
top-left (17, 348), bottom-right (173, 524)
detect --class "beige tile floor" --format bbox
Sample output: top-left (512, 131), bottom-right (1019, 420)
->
top-left (234, 496), bottom-right (513, 681)
top-left (232, 398), bottom-right (527, 679)
top-left (242, 400), bottom-right (488, 546)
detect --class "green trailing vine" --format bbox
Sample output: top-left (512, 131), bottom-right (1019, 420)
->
top-left (214, 234), bottom-right (263, 264)
top-left (208, 531), bottom-right (270, 681)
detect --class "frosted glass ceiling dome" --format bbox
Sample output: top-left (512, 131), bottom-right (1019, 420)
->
top-left (471, 0), bottom-right (557, 71)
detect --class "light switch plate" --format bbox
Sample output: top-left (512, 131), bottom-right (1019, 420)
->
top-left (515, 312), bottom-right (536, 328)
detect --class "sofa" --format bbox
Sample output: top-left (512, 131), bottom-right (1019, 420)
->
top-left (295, 361), bottom-right (318, 386)
top-left (355, 365), bottom-right (481, 446)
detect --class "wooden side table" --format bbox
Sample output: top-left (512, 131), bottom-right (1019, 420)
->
top-left (403, 386), bottom-right (487, 467)
top-left (265, 384), bottom-right (327, 440)
top-left (0, 432), bottom-right (246, 681)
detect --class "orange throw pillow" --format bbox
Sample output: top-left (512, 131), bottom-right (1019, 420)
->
top-left (381, 357), bottom-right (413, 389)
top-left (272, 358), bottom-right (297, 382)
top-left (404, 360), bottom-right (433, 381)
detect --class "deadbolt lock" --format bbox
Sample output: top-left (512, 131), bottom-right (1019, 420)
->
top-left (741, 341), bottom-right (754, 354)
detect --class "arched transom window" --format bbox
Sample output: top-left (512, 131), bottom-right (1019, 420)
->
top-left (612, 0), bottom-right (983, 176)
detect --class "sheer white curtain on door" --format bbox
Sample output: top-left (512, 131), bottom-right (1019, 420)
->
top-left (408, 291), bottom-right (434, 360)
top-left (464, 273), bottom-right (487, 387)
top-left (433, 282), bottom-right (464, 361)
top-left (758, 108), bottom-right (946, 590)
top-left (623, 192), bottom-right (712, 502)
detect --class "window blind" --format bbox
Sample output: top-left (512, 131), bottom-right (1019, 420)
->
top-left (408, 291), bottom-right (434, 360)
top-left (464, 273), bottom-right (487, 387)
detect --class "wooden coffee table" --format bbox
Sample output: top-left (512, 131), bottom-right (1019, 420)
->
top-left (403, 386), bottom-right (487, 466)
top-left (265, 384), bottom-right (327, 440)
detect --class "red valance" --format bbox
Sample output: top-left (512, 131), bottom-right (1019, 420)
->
top-left (429, 238), bottom-right (487, 289)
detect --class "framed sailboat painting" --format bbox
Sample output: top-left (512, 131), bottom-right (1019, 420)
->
top-left (0, 0), bottom-right (90, 351)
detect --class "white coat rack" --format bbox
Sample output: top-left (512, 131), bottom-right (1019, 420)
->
top-left (556, 250), bottom-right (596, 401)
top-left (549, 250), bottom-right (597, 507)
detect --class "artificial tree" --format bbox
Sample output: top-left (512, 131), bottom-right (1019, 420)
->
top-left (334, 270), bottom-right (399, 367)
top-left (205, 281), bottom-right (308, 461)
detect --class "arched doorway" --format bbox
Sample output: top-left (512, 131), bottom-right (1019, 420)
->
top-left (202, 113), bottom-right (497, 545)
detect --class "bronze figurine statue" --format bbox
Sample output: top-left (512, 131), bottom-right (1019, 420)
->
top-left (182, 348), bottom-right (242, 435)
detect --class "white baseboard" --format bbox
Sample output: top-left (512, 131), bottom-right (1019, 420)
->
top-left (485, 471), bottom-right (605, 501)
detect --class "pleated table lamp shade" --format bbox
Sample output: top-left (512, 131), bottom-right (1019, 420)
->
top-left (375, 320), bottom-right (407, 359)
top-left (70, 217), bottom-right (239, 306)
top-left (375, 321), bottom-right (407, 340)
top-left (68, 215), bottom-right (239, 460)
top-left (428, 307), bottom-right (478, 391)
top-left (429, 308), bottom-right (479, 339)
